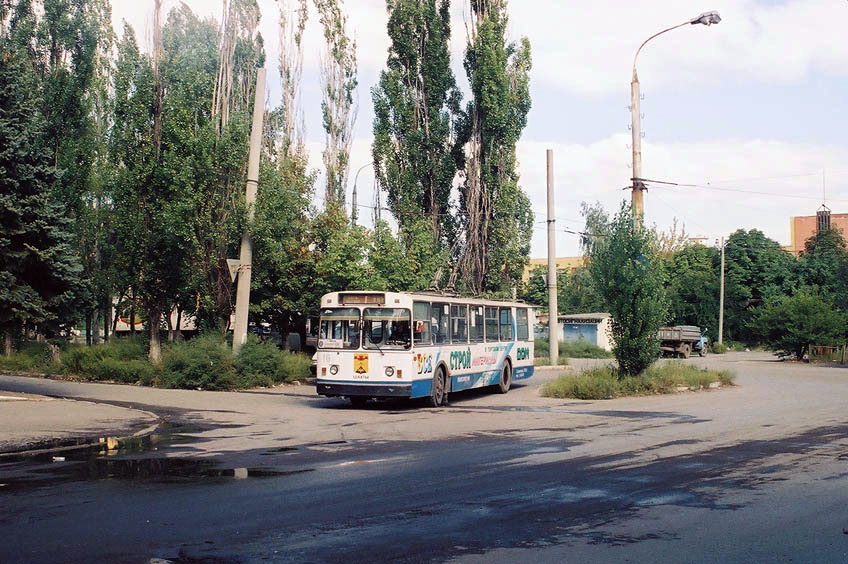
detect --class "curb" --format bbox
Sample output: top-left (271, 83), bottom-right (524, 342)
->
top-left (0, 398), bottom-right (161, 458)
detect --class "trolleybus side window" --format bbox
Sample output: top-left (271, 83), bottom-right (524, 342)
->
top-left (431, 303), bottom-right (450, 345)
top-left (516, 308), bottom-right (529, 341)
top-left (450, 304), bottom-right (468, 343)
top-left (318, 308), bottom-right (360, 349)
top-left (469, 306), bottom-right (484, 343)
top-left (485, 307), bottom-right (499, 342)
top-left (500, 307), bottom-right (514, 341)
top-left (413, 301), bottom-right (431, 346)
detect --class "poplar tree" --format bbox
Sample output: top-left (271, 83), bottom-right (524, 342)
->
top-left (371, 0), bottom-right (460, 289)
top-left (457, 0), bottom-right (533, 295)
top-left (315, 0), bottom-right (357, 206)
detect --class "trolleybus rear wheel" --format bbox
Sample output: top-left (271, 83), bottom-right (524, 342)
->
top-left (498, 361), bottom-right (512, 394)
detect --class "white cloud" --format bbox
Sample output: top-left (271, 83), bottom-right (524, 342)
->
top-left (509, 0), bottom-right (848, 96)
top-left (519, 137), bottom-right (848, 257)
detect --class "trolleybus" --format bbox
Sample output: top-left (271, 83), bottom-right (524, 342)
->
top-left (315, 291), bottom-right (535, 406)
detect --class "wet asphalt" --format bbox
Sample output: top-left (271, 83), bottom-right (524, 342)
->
top-left (1, 355), bottom-right (847, 563)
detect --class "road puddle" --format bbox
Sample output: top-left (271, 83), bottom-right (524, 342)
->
top-left (0, 429), bottom-right (312, 492)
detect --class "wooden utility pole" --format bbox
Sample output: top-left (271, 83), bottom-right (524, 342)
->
top-left (546, 150), bottom-right (559, 365)
top-left (232, 68), bottom-right (266, 353)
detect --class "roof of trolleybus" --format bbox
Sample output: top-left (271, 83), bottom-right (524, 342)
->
top-left (319, 291), bottom-right (534, 309)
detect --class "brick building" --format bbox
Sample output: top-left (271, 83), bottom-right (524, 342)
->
top-left (788, 210), bottom-right (848, 256)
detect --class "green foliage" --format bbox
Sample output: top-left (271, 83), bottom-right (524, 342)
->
top-left (541, 363), bottom-right (735, 400)
top-left (0, 342), bottom-right (53, 372)
top-left (60, 335), bottom-right (148, 378)
top-left (663, 244), bottom-right (720, 331)
top-left (160, 333), bottom-right (237, 390)
top-left (235, 336), bottom-right (311, 387)
top-left (315, 0), bottom-right (357, 204)
top-left (372, 0), bottom-right (459, 264)
top-left (560, 340), bottom-right (613, 359)
top-left (798, 227), bottom-right (848, 309)
top-left (723, 229), bottom-right (797, 343)
top-left (533, 339), bottom-right (611, 365)
top-left (589, 203), bottom-right (667, 377)
top-left (457, 1), bottom-right (533, 294)
top-left (0, 47), bottom-right (84, 340)
top-left (748, 288), bottom-right (848, 359)
top-left (558, 267), bottom-right (604, 314)
top-left (711, 342), bottom-right (728, 354)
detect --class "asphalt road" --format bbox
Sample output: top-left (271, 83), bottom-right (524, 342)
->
top-left (1, 352), bottom-right (847, 563)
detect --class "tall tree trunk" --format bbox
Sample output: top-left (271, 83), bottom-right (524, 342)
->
top-left (92, 305), bottom-right (101, 345)
top-left (4, 331), bottom-right (11, 357)
top-left (148, 305), bottom-right (162, 364)
top-left (175, 308), bottom-right (184, 341)
top-left (85, 312), bottom-right (92, 346)
top-left (166, 309), bottom-right (174, 341)
top-left (103, 296), bottom-right (110, 343)
top-left (130, 287), bottom-right (137, 335)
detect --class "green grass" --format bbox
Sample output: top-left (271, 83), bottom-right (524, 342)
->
top-left (3, 334), bottom-right (312, 390)
top-left (0, 342), bottom-right (55, 373)
top-left (541, 362), bottom-right (735, 400)
top-left (534, 338), bottom-right (612, 360)
top-left (711, 342), bottom-right (728, 354)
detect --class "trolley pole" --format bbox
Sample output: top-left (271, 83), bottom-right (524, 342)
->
top-left (546, 150), bottom-right (559, 365)
top-left (233, 68), bottom-right (266, 353)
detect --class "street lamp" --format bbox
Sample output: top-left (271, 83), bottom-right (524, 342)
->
top-left (351, 161), bottom-right (373, 226)
top-left (630, 11), bottom-right (721, 218)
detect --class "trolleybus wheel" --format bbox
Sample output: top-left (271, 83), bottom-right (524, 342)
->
top-left (426, 367), bottom-right (445, 407)
top-left (497, 361), bottom-right (511, 394)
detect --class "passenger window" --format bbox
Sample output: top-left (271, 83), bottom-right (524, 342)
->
top-left (485, 307), bottom-right (499, 342)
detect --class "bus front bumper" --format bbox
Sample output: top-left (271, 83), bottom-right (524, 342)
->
top-left (316, 380), bottom-right (412, 398)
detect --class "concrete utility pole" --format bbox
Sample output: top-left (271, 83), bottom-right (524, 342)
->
top-left (233, 68), bottom-right (267, 353)
top-left (546, 149), bottom-right (559, 366)
top-left (630, 11), bottom-right (721, 218)
top-left (718, 237), bottom-right (725, 345)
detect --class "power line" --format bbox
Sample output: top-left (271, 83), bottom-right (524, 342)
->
top-left (640, 177), bottom-right (848, 203)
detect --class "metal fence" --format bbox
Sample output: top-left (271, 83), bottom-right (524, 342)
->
top-left (807, 344), bottom-right (847, 364)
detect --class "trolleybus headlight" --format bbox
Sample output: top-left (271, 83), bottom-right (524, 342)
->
top-left (385, 366), bottom-right (395, 377)
top-left (330, 365), bottom-right (339, 375)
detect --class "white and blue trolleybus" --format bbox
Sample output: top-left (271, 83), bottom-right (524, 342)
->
top-left (315, 291), bottom-right (535, 406)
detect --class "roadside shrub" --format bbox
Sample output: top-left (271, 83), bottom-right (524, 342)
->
top-left (94, 357), bottom-right (155, 384)
top-left (534, 338), bottom-right (611, 360)
top-left (541, 363), bottom-right (735, 400)
top-left (236, 337), bottom-right (312, 387)
top-left (161, 333), bottom-right (236, 391)
top-left (61, 336), bottom-right (148, 379)
top-left (560, 340), bottom-right (612, 359)
top-left (541, 366), bottom-right (618, 399)
top-left (0, 342), bottom-right (53, 372)
top-left (711, 342), bottom-right (728, 354)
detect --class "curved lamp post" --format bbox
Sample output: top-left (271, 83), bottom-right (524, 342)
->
top-left (631, 11), bottom-right (721, 218)
top-left (351, 161), bottom-right (374, 225)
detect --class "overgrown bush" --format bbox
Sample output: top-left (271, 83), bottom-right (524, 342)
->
top-left (94, 357), bottom-right (155, 384)
top-left (235, 337), bottom-right (311, 387)
top-left (160, 333), bottom-right (237, 391)
top-left (541, 362), bottom-right (735, 400)
top-left (0, 342), bottom-right (53, 372)
top-left (8, 333), bottom-right (313, 390)
top-left (61, 336), bottom-right (148, 379)
top-left (534, 338), bottom-right (612, 361)
top-left (711, 342), bottom-right (728, 354)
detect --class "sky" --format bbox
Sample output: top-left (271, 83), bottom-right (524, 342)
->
top-left (113, 0), bottom-right (848, 258)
